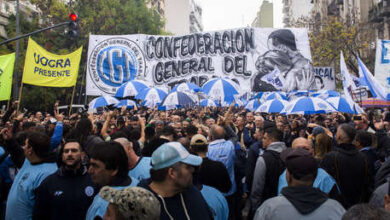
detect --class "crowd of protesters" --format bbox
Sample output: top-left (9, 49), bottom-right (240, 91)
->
top-left (1, 100), bottom-right (390, 220)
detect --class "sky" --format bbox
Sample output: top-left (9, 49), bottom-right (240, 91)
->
top-left (197, 0), bottom-right (283, 32)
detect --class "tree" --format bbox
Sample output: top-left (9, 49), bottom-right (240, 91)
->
top-left (1, 0), bottom-right (164, 111)
top-left (291, 16), bottom-right (376, 89)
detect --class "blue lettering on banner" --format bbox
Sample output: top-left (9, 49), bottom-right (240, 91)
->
top-left (314, 67), bottom-right (334, 80)
top-left (96, 46), bottom-right (137, 87)
top-left (88, 38), bottom-right (146, 95)
top-left (381, 40), bottom-right (390, 64)
top-left (33, 53), bottom-right (71, 68)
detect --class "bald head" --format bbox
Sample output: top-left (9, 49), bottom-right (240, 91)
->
top-left (292, 137), bottom-right (314, 155)
top-left (210, 125), bottom-right (225, 141)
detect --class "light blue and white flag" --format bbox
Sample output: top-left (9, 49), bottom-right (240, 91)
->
top-left (358, 57), bottom-right (389, 100)
top-left (260, 68), bottom-right (284, 90)
top-left (340, 51), bottom-right (358, 104)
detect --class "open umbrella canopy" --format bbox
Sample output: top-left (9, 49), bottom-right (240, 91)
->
top-left (326, 97), bottom-right (360, 114)
top-left (311, 90), bottom-right (340, 99)
top-left (287, 90), bottom-right (313, 100)
top-left (88, 95), bottom-right (120, 110)
top-left (160, 91), bottom-right (196, 107)
top-left (200, 99), bottom-right (219, 107)
top-left (135, 88), bottom-right (167, 104)
top-left (283, 97), bottom-right (336, 115)
top-left (171, 82), bottom-right (202, 93)
top-left (265, 92), bottom-right (288, 101)
top-left (114, 99), bottom-right (137, 109)
top-left (256, 99), bottom-right (289, 113)
top-left (245, 99), bottom-right (261, 111)
top-left (115, 80), bottom-right (149, 97)
top-left (202, 78), bottom-right (241, 102)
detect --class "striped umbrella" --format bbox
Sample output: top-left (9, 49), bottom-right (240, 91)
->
top-left (326, 97), bottom-right (364, 114)
top-left (202, 78), bottom-right (241, 102)
top-left (283, 97), bottom-right (336, 115)
top-left (200, 99), bottom-right (219, 107)
top-left (160, 91), bottom-right (196, 107)
top-left (265, 92), bottom-right (288, 101)
top-left (115, 80), bottom-right (149, 97)
top-left (245, 99), bottom-right (261, 111)
top-left (114, 100), bottom-right (137, 109)
top-left (361, 98), bottom-right (390, 108)
top-left (88, 95), bottom-right (120, 110)
top-left (171, 82), bottom-right (202, 93)
top-left (135, 88), bottom-right (167, 105)
top-left (311, 90), bottom-right (340, 99)
top-left (256, 99), bottom-right (289, 113)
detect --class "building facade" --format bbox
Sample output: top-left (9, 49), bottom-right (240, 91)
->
top-left (252, 0), bottom-right (273, 28)
top-left (282, 0), bottom-right (313, 27)
top-left (164, 0), bottom-right (203, 35)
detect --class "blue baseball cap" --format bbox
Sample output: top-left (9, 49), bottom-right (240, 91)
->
top-left (151, 142), bottom-right (203, 170)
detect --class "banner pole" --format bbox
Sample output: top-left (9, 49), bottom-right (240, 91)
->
top-left (6, 99), bottom-right (10, 111)
top-left (69, 85), bottom-right (76, 116)
top-left (16, 82), bottom-right (23, 113)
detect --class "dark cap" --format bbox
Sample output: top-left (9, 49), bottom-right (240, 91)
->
top-left (312, 126), bottom-right (325, 137)
top-left (285, 148), bottom-right (318, 180)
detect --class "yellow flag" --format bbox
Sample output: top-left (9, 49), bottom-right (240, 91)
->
top-left (0, 53), bottom-right (15, 101)
top-left (22, 38), bottom-right (82, 87)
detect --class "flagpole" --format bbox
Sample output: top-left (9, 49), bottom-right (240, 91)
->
top-left (6, 99), bottom-right (10, 111)
top-left (16, 82), bottom-right (23, 113)
top-left (69, 85), bottom-right (76, 116)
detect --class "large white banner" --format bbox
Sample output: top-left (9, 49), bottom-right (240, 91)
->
top-left (375, 39), bottom-right (390, 93)
top-left (86, 28), bottom-right (314, 96)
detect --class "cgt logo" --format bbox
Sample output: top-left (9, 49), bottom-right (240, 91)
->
top-left (89, 38), bottom-right (145, 94)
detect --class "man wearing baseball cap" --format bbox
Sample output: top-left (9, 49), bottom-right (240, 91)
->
top-left (254, 148), bottom-right (345, 220)
top-left (138, 142), bottom-right (213, 220)
top-left (100, 186), bottom-right (160, 220)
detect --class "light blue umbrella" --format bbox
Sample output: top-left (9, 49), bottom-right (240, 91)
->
top-left (311, 90), bottom-right (340, 99)
top-left (135, 88), bottom-right (167, 105)
top-left (326, 97), bottom-right (364, 114)
top-left (115, 80), bottom-right (149, 97)
top-left (114, 99), bottom-right (137, 109)
top-left (88, 95), bottom-right (120, 110)
top-left (282, 97), bottom-right (336, 115)
top-left (202, 78), bottom-right (241, 102)
top-left (171, 82), bottom-right (202, 93)
top-left (200, 99), bottom-right (219, 107)
top-left (160, 91), bottom-right (196, 107)
top-left (245, 99), bottom-right (261, 111)
top-left (256, 99), bottom-right (289, 113)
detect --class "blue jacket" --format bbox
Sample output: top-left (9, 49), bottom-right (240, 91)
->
top-left (128, 156), bottom-right (152, 181)
top-left (201, 185), bottom-right (229, 220)
top-left (278, 168), bottom-right (338, 194)
top-left (50, 122), bottom-right (63, 151)
top-left (6, 159), bottom-right (57, 220)
top-left (85, 177), bottom-right (139, 220)
top-left (207, 139), bottom-right (236, 196)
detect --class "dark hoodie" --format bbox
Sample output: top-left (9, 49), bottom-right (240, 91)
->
top-left (281, 186), bottom-right (328, 214)
top-left (138, 179), bottom-right (213, 220)
top-left (33, 164), bottom-right (97, 220)
top-left (320, 143), bottom-right (371, 208)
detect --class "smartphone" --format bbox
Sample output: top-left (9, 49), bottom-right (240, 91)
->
top-left (375, 109), bottom-right (382, 122)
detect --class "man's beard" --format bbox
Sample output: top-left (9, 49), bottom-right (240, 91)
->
top-left (64, 157), bottom-right (82, 169)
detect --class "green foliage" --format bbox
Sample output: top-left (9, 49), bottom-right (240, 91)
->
top-left (1, 0), bottom-right (164, 111)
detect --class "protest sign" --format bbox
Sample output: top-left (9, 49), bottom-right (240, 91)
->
top-left (313, 67), bottom-right (335, 90)
top-left (0, 53), bottom-right (15, 101)
top-left (22, 38), bottom-right (82, 87)
top-left (86, 28), bottom-right (314, 96)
